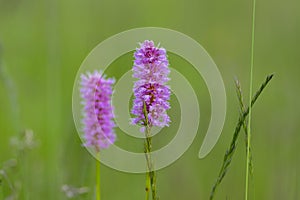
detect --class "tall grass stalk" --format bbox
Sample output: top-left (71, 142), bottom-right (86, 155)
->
top-left (209, 74), bottom-right (273, 200)
top-left (246, 0), bottom-right (257, 198)
top-left (235, 79), bottom-right (253, 176)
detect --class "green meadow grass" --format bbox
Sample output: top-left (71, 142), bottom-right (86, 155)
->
top-left (0, 0), bottom-right (299, 199)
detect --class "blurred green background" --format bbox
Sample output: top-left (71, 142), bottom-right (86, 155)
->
top-left (0, 0), bottom-right (299, 199)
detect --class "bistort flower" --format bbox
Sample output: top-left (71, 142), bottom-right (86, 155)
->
top-left (80, 71), bottom-right (116, 151)
top-left (131, 40), bottom-right (171, 129)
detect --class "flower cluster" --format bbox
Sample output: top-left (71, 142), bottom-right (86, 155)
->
top-left (80, 71), bottom-right (116, 151)
top-left (131, 40), bottom-right (171, 128)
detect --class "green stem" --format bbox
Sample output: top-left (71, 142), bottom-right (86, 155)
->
top-left (145, 129), bottom-right (156, 200)
top-left (144, 127), bottom-right (157, 200)
top-left (209, 74), bottom-right (273, 200)
top-left (144, 101), bottom-right (151, 200)
top-left (96, 153), bottom-right (101, 200)
top-left (143, 101), bottom-right (158, 200)
top-left (246, 0), bottom-right (256, 199)
top-left (235, 79), bottom-right (253, 177)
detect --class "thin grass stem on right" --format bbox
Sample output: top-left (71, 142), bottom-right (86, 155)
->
top-left (235, 78), bottom-right (253, 177)
top-left (209, 74), bottom-right (273, 200)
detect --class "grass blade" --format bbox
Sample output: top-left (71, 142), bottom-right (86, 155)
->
top-left (235, 78), bottom-right (253, 177)
top-left (209, 74), bottom-right (273, 200)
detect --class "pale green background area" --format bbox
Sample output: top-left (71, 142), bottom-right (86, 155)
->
top-left (0, 0), bottom-right (299, 199)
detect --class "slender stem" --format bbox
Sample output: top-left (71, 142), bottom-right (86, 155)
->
top-left (143, 101), bottom-right (158, 200)
top-left (145, 127), bottom-right (157, 200)
top-left (144, 101), bottom-right (151, 200)
top-left (144, 129), bottom-right (151, 200)
top-left (235, 79), bottom-right (253, 177)
top-left (96, 152), bottom-right (101, 200)
top-left (246, 0), bottom-right (256, 199)
top-left (209, 74), bottom-right (273, 200)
